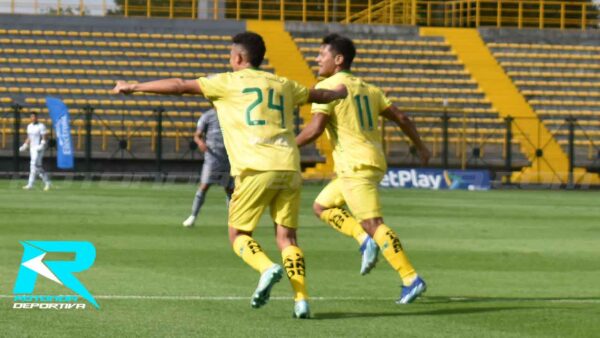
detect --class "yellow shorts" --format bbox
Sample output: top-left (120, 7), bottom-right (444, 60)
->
top-left (228, 170), bottom-right (302, 232)
top-left (315, 168), bottom-right (384, 222)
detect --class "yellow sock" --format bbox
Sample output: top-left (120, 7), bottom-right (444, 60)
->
top-left (373, 224), bottom-right (418, 285)
top-left (232, 235), bottom-right (275, 274)
top-left (281, 245), bottom-right (308, 301)
top-left (320, 208), bottom-right (368, 245)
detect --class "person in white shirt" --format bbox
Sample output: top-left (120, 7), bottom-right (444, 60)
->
top-left (19, 112), bottom-right (51, 191)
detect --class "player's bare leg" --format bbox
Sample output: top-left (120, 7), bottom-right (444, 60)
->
top-left (361, 217), bottom-right (426, 304)
top-left (229, 226), bottom-right (282, 309)
top-left (275, 224), bottom-right (309, 319)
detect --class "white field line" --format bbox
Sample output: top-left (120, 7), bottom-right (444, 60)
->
top-left (1, 295), bottom-right (600, 303)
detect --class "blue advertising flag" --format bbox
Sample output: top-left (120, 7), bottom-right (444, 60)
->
top-left (45, 97), bottom-right (74, 169)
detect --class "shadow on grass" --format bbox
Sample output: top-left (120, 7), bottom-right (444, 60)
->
top-left (422, 296), bottom-right (600, 304)
top-left (313, 306), bottom-right (532, 320)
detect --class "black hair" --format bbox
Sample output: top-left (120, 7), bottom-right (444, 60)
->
top-left (321, 33), bottom-right (356, 69)
top-left (232, 32), bottom-right (266, 68)
top-left (30, 111), bottom-right (38, 117)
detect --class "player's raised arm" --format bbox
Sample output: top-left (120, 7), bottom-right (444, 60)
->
top-left (307, 84), bottom-right (347, 103)
top-left (295, 113), bottom-right (329, 147)
top-left (381, 105), bottom-right (431, 166)
top-left (112, 79), bottom-right (202, 96)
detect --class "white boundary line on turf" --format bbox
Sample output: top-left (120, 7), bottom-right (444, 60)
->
top-left (1, 295), bottom-right (600, 303)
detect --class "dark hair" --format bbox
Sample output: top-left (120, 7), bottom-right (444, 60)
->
top-left (30, 111), bottom-right (38, 116)
top-left (232, 31), bottom-right (266, 68)
top-left (322, 33), bottom-right (356, 69)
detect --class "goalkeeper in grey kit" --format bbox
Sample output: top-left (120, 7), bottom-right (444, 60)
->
top-left (183, 108), bottom-right (234, 227)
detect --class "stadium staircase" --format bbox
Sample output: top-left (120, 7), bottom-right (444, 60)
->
top-left (421, 28), bottom-right (599, 185)
top-left (481, 28), bottom-right (600, 185)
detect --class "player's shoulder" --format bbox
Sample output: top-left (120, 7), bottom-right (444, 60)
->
top-left (314, 75), bottom-right (340, 89)
top-left (204, 72), bottom-right (233, 83)
top-left (262, 70), bottom-right (293, 85)
top-left (361, 79), bottom-right (385, 96)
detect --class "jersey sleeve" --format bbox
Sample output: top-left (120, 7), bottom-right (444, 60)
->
top-left (197, 73), bottom-right (229, 101)
top-left (376, 87), bottom-right (393, 113)
top-left (288, 80), bottom-right (309, 106)
top-left (39, 123), bottom-right (48, 135)
top-left (196, 114), bottom-right (208, 133)
top-left (310, 79), bottom-right (336, 116)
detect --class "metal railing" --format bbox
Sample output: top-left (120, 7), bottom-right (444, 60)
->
top-left (2, 101), bottom-right (599, 184)
top-left (415, 0), bottom-right (600, 30)
top-left (2, 1), bottom-right (598, 29)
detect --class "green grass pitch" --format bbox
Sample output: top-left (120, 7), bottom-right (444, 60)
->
top-left (0, 179), bottom-right (599, 337)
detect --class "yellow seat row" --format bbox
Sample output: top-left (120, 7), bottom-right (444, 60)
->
top-left (294, 37), bottom-right (446, 47)
top-left (1, 48), bottom-right (228, 60)
top-left (299, 46), bottom-right (454, 57)
top-left (2, 77), bottom-right (116, 86)
top-left (501, 61), bottom-right (600, 70)
top-left (0, 29), bottom-right (231, 41)
top-left (557, 139), bottom-right (600, 148)
top-left (383, 86), bottom-right (482, 95)
top-left (24, 97), bottom-right (210, 109)
top-left (544, 119), bottom-right (600, 127)
top-left (488, 42), bottom-right (600, 52)
top-left (387, 135), bottom-right (506, 145)
top-left (522, 90), bottom-right (600, 97)
top-left (529, 99), bottom-right (600, 107)
top-left (0, 67), bottom-right (202, 79)
top-left (364, 76), bottom-right (475, 85)
top-left (410, 116), bottom-right (503, 124)
top-left (507, 71), bottom-right (600, 79)
top-left (0, 128), bottom-right (194, 140)
top-left (335, 66), bottom-right (469, 76)
top-left (0, 57), bottom-right (230, 69)
top-left (1, 108), bottom-right (197, 120)
top-left (545, 129), bottom-right (600, 137)
top-left (0, 38), bottom-right (232, 51)
top-left (514, 80), bottom-right (600, 88)
top-left (70, 119), bottom-right (197, 129)
top-left (493, 52), bottom-right (600, 61)
top-left (0, 86), bottom-right (206, 98)
top-left (391, 97), bottom-right (488, 105)
top-left (536, 109), bottom-right (600, 117)
top-left (396, 106), bottom-right (498, 115)
top-left (354, 57), bottom-right (460, 66)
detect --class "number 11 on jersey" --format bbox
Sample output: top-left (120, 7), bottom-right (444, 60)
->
top-left (354, 95), bottom-right (374, 130)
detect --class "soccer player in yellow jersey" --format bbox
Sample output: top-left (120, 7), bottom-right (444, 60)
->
top-left (296, 34), bottom-right (431, 304)
top-left (112, 32), bottom-right (347, 318)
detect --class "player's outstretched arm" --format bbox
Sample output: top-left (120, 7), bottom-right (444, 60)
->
top-left (296, 113), bottom-right (329, 147)
top-left (112, 79), bottom-right (202, 96)
top-left (381, 105), bottom-right (431, 165)
top-left (307, 84), bottom-right (347, 103)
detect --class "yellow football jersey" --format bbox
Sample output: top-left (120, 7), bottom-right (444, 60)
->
top-left (197, 68), bottom-right (309, 176)
top-left (311, 71), bottom-right (392, 174)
